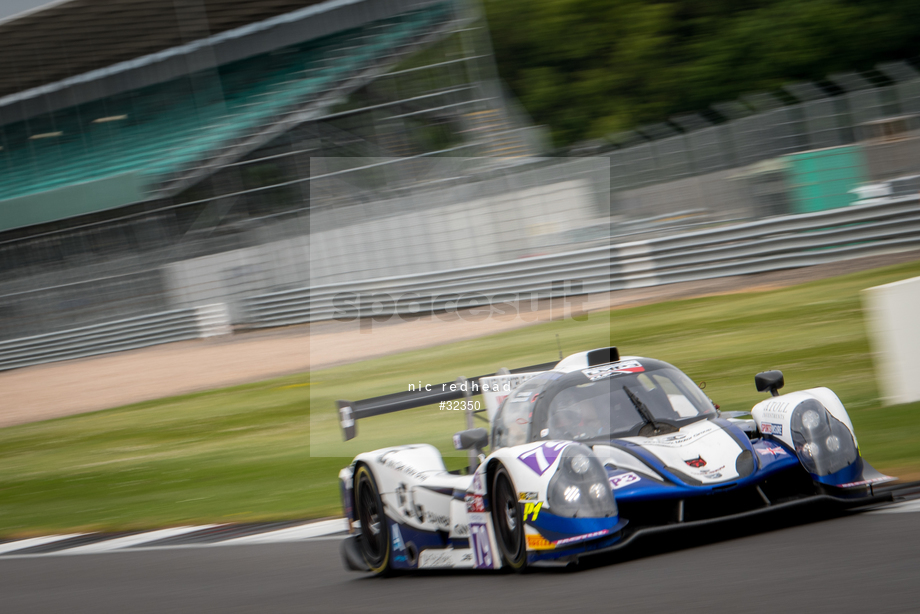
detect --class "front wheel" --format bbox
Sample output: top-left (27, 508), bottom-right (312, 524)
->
top-left (491, 465), bottom-right (526, 570)
top-left (354, 464), bottom-right (390, 574)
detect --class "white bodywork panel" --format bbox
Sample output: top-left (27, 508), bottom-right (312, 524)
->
top-left (621, 419), bottom-right (744, 484)
top-left (751, 387), bottom-right (856, 451)
top-left (354, 445), bottom-right (472, 534)
top-left (591, 444), bottom-right (663, 481)
top-left (418, 547), bottom-right (475, 569)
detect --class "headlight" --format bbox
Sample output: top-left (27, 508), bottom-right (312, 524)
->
top-left (570, 454), bottom-right (591, 474)
top-left (547, 444), bottom-right (617, 518)
top-left (801, 409), bottom-right (822, 430)
top-left (790, 399), bottom-right (857, 476)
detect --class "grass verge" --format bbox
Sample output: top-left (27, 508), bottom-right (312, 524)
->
top-left (1, 259), bottom-right (920, 537)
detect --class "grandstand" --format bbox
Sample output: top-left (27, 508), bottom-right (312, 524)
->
top-left (0, 0), bottom-right (544, 340)
top-left (0, 0), bottom-right (535, 235)
top-left (0, 5), bottom-right (450, 206)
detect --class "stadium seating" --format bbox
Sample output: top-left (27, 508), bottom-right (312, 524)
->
top-left (0, 4), bottom-right (449, 203)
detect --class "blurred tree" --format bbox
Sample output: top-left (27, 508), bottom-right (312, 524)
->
top-left (484, 0), bottom-right (920, 147)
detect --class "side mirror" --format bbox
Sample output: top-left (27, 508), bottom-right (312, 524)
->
top-left (453, 428), bottom-right (488, 452)
top-left (755, 370), bottom-right (784, 397)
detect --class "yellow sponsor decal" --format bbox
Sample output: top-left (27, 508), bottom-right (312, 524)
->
top-left (526, 534), bottom-right (555, 550)
top-left (522, 501), bottom-right (543, 522)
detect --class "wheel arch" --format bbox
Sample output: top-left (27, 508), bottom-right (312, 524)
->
top-left (485, 458), bottom-right (503, 508)
top-left (352, 461), bottom-right (392, 574)
top-left (486, 458), bottom-right (528, 570)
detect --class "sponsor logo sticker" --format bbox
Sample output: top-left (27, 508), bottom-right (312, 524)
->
top-left (526, 534), bottom-right (555, 550)
top-left (760, 400), bottom-right (790, 419)
top-left (518, 491), bottom-right (539, 501)
top-left (609, 472), bottom-right (641, 490)
top-left (420, 551), bottom-right (453, 568)
top-left (760, 422), bottom-right (783, 436)
top-left (689, 465), bottom-right (726, 480)
top-left (377, 450), bottom-right (429, 482)
top-left (583, 360), bottom-right (645, 381)
top-left (527, 529), bottom-right (612, 550)
top-left (418, 549), bottom-right (465, 569)
top-left (424, 510), bottom-right (451, 529)
top-left (641, 424), bottom-right (716, 447)
top-left (465, 494), bottom-right (485, 513)
top-left (685, 456), bottom-right (707, 468)
top-left (838, 475), bottom-right (897, 488)
top-left (522, 502), bottom-right (543, 522)
top-left (391, 524), bottom-right (405, 552)
top-left (554, 529), bottom-right (610, 546)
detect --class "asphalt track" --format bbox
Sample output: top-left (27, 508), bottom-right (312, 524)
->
top-left (2, 505), bottom-right (918, 614)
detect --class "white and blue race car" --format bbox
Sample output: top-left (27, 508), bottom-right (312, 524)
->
top-left (336, 347), bottom-right (895, 573)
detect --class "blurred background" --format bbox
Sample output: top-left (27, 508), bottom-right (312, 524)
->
top-left (1, 0), bottom-right (920, 538)
top-left (2, 0), bottom-right (920, 354)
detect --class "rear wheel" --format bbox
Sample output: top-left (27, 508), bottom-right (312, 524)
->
top-left (354, 464), bottom-right (390, 574)
top-left (491, 465), bottom-right (526, 570)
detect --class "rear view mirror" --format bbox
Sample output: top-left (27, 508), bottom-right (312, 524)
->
top-left (755, 370), bottom-right (784, 397)
top-left (453, 428), bottom-right (488, 451)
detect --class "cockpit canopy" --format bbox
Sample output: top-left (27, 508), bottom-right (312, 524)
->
top-left (491, 358), bottom-right (717, 449)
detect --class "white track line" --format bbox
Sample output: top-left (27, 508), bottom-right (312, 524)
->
top-left (0, 534), bottom-right (86, 555)
top-left (219, 519), bottom-right (348, 545)
top-left (0, 519), bottom-right (348, 558)
top-left (869, 499), bottom-right (920, 514)
top-left (59, 525), bottom-right (222, 555)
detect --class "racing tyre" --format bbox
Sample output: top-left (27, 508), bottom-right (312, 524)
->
top-left (491, 464), bottom-right (526, 571)
top-left (354, 464), bottom-right (391, 574)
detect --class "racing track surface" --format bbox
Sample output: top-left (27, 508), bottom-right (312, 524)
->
top-left (2, 504), bottom-right (918, 613)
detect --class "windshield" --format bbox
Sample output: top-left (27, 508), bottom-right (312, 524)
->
top-left (542, 364), bottom-right (715, 441)
top-left (491, 372), bottom-right (562, 449)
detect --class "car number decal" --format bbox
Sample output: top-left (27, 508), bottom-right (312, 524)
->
top-left (518, 441), bottom-right (568, 476)
top-left (469, 522), bottom-right (493, 569)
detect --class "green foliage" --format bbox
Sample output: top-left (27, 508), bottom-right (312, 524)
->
top-left (484, 0), bottom-right (920, 146)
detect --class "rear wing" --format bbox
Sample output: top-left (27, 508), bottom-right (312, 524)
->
top-left (336, 361), bottom-right (557, 440)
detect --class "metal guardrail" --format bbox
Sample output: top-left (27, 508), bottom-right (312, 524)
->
top-left (3, 197), bottom-right (918, 371)
top-left (244, 196), bottom-right (920, 328)
top-left (0, 309), bottom-right (203, 372)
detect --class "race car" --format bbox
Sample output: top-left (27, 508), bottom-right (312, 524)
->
top-left (336, 346), bottom-right (895, 573)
